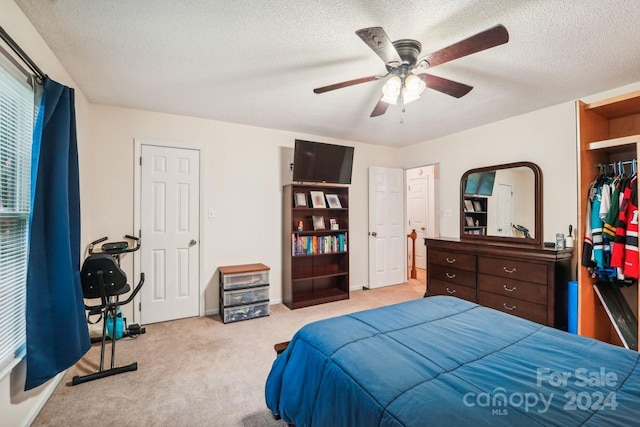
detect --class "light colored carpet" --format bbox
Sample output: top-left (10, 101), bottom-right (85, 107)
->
top-left (33, 277), bottom-right (425, 427)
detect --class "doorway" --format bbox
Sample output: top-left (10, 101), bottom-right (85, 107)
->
top-left (134, 141), bottom-right (201, 324)
top-left (406, 164), bottom-right (439, 284)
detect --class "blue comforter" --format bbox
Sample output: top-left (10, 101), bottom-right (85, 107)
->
top-left (265, 296), bottom-right (640, 426)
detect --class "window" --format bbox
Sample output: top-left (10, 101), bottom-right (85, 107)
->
top-left (0, 51), bottom-right (34, 376)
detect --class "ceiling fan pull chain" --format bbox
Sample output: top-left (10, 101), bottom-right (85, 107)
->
top-left (400, 88), bottom-right (406, 124)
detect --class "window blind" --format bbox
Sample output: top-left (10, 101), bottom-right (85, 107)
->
top-left (0, 50), bottom-right (34, 376)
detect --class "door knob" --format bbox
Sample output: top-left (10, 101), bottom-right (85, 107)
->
top-left (420, 227), bottom-right (426, 231)
top-left (371, 231), bottom-right (378, 237)
top-left (189, 239), bottom-right (197, 247)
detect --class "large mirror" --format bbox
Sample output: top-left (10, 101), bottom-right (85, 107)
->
top-left (460, 161), bottom-right (542, 246)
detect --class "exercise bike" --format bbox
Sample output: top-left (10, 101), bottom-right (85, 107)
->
top-left (71, 235), bottom-right (145, 386)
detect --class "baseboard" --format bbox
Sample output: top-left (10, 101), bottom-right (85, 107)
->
top-left (351, 283), bottom-right (367, 291)
top-left (22, 370), bottom-right (65, 427)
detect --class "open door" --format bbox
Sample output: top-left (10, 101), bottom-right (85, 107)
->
top-left (406, 164), bottom-right (439, 277)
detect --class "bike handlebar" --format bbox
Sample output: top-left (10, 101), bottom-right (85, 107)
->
top-left (88, 235), bottom-right (141, 255)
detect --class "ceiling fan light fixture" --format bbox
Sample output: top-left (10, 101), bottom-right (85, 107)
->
top-left (404, 74), bottom-right (426, 97)
top-left (402, 88), bottom-right (420, 104)
top-left (381, 76), bottom-right (402, 104)
top-left (381, 94), bottom-right (399, 105)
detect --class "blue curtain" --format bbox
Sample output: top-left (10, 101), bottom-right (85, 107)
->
top-left (25, 77), bottom-right (90, 390)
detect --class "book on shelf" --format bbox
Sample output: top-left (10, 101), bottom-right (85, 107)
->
top-left (291, 233), bottom-right (348, 256)
top-left (464, 200), bottom-right (474, 212)
top-left (472, 200), bottom-right (483, 212)
top-left (465, 228), bottom-right (485, 236)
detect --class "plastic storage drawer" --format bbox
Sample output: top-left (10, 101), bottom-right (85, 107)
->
top-left (223, 285), bottom-right (269, 306)
top-left (222, 301), bottom-right (270, 324)
top-left (222, 271), bottom-right (269, 290)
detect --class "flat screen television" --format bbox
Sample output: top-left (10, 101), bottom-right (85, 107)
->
top-left (464, 171), bottom-right (496, 196)
top-left (292, 140), bottom-right (354, 184)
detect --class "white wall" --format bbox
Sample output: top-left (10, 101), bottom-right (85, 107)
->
top-left (399, 101), bottom-right (579, 244)
top-left (398, 81), bottom-right (640, 247)
top-left (0, 0), bottom-right (92, 425)
top-left (87, 105), bottom-right (401, 319)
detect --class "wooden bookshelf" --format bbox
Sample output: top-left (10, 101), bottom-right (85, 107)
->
top-left (283, 184), bottom-right (349, 309)
top-left (463, 196), bottom-right (487, 236)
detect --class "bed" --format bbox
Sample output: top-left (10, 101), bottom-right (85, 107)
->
top-left (265, 296), bottom-right (640, 426)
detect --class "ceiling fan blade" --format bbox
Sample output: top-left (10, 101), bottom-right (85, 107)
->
top-left (356, 27), bottom-right (403, 66)
top-left (417, 73), bottom-right (473, 98)
top-left (420, 24), bottom-right (509, 68)
top-left (313, 75), bottom-right (383, 94)
top-left (370, 97), bottom-right (390, 117)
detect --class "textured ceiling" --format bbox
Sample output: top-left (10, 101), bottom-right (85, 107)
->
top-left (14, 0), bottom-right (640, 147)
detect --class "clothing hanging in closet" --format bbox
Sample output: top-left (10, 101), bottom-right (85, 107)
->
top-left (582, 161), bottom-right (638, 285)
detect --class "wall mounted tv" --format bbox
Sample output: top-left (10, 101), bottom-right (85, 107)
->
top-left (292, 140), bottom-right (354, 184)
top-left (464, 171), bottom-right (496, 196)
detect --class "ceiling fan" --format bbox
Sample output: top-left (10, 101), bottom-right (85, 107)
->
top-left (313, 25), bottom-right (509, 117)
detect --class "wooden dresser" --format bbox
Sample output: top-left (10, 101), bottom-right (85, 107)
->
top-left (424, 238), bottom-right (573, 329)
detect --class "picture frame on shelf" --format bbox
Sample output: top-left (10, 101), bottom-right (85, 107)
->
top-left (329, 218), bottom-right (339, 230)
top-left (464, 200), bottom-right (474, 212)
top-left (325, 194), bottom-right (342, 208)
top-left (294, 192), bottom-right (307, 207)
top-left (472, 200), bottom-right (483, 212)
top-left (310, 190), bottom-right (326, 208)
top-left (312, 215), bottom-right (326, 230)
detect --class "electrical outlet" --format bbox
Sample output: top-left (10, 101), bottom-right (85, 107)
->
top-left (208, 208), bottom-right (215, 218)
top-left (444, 209), bottom-right (452, 218)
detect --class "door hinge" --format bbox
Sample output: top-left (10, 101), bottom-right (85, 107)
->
top-left (139, 156), bottom-right (142, 166)
top-left (139, 229), bottom-right (142, 238)
top-left (139, 302), bottom-right (141, 311)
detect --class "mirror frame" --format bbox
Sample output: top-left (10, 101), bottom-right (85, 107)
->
top-left (460, 161), bottom-right (543, 247)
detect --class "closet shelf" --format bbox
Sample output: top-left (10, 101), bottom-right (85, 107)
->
top-left (588, 134), bottom-right (640, 151)
top-left (585, 90), bottom-right (640, 118)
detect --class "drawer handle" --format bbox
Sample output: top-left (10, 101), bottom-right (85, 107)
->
top-left (503, 303), bottom-right (516, 311)
top-left (445, 273), bottom-right (456, 279)
top-left (446, 287), bottom-right (456, 294)
top-left (445, 257), bottom-right (456, 264)
top-left (503, 267), bottom-right (517, 274)
top-left (503, 285), bottom-right (517, 292)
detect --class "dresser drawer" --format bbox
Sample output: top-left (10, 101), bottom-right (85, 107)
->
top-left (429, 264), bottom-right (476, 287)
top-left (478, 256), bottom-right (547, 285)
top-left (477, 274), bottom-right (547, 304)
top-left (428, 280), bottom-right (476, 303)
top-left (427, 249), bottom-right (476, 272)
top-left (477, 290), bottom-right (547, 324)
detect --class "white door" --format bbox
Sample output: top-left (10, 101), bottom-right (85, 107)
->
top-left (407, 168), bottom-right (428, 270)
top-left (497, 184), bottom-right (513, 237)
top-left (140, 145), bottom-right (200, 324)
top-left (368, 167), bottom-right (405, 288)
